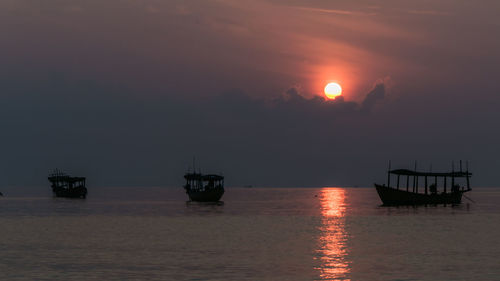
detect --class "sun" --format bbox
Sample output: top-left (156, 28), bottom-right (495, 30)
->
top-left (324, 82), bottom-right (342, 99)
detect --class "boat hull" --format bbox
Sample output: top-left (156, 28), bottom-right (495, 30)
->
top-left (375, 184), bottom-right (464, 205)
top-left (52, 186), bottom-right (87, 199)
top-left (186, 188), bottom-right (224, 202)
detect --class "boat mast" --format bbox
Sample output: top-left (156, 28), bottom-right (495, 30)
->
top-left (414, 161), bottom-right (418, 193)
top-left (450, 161), bottom-right (455, 194)
top-left (444, 175), bottom-right (447, 194)
top-left (387, 160), bottom-right (391, 187)
top-left (424, 173), bottom-right (428, 195)
top-left (466, 161), bottom-right (470, 190)
top-left (406, 171), bottom-right (410, 192)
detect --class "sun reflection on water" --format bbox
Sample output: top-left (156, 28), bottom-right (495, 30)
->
top-left (316, 188), bottom-right (350, 280)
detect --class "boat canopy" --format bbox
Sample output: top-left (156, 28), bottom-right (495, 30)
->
top-left (202, 174), bottom-right (224, 181)
top-left (48, 172), bottom-right (85, 183)
top-left (389, 169), bottom-right (472, 178)
top-left (184, 173), bottom-right (224, 181)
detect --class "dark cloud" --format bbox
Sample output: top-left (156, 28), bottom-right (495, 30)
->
top-left (4, 76), bottom-right (497, 188)
top-left (361, 83), bottom-right (385, 112)
top-left (274, 83), bottom-right (386, 118)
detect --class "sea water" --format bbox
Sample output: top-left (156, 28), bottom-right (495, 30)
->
top-left (0, 187), bottom-right (499, 280)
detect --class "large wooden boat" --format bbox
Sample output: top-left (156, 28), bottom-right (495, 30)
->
top-left (48, 169), bottom-right (87, 198)
top-left (375, 162), bottom-right (472, 205)
top-left (184, 172), bottom-right (224, 202)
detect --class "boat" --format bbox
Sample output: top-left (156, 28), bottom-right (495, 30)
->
top-left (374, 162), bottom-right (472, 205)
top-left (48, 169), bottom-right (87, 198)
top-left (184, 172), bottom-right (224, 202)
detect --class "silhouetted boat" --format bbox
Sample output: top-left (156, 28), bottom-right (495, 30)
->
top-left (48, 169), bottom-right (87, 198)
top-left (375, 162), bottom-right (472, 205)
top-left (184, 172), bottom-right (224, 202)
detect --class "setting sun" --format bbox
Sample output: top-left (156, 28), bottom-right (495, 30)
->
top-left (324, 82), bottom-right (342, 99)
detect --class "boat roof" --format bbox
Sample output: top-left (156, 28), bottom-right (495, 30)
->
top-left (389, 169), bottom-right (472, 177)
top-left (184, 173), bottom-right (224, 180)
top-left (48, 175), bottom-right (86, 182)
top-left (202, 174), bottom-right (224, 180)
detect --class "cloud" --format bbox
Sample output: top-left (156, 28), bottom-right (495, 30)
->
top-left (407, 9), bottom-right (450, 16)
top-left (274, 81), bottom-right (387, 117)
top-left (292, 6), bottom-right (357, 16)
top-left (361, 83), bottom-right (385, 112)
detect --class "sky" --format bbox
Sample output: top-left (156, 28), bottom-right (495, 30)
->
top-left (1, 0), bottom-right (500, 187)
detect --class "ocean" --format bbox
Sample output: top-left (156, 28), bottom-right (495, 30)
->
top-left (0, 187), bottom-right (499, 280)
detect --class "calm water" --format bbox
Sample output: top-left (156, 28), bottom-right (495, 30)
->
top-left (1, 187), bottom-right (499, 280)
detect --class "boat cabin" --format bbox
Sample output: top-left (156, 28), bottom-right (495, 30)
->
top-left (48, 170), bottom-right (86, 189)
top-left (386, 168), bottom-right (471, 195)
top-left (184, 173), bottom-right (224, 191)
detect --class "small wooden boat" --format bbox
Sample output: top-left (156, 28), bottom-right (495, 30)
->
top-left (48, 169), bottom-right (87, 198)
top-left (184, 173), bottom-right (224, 202)
top-left (375, 162), bottom-right (472, 205)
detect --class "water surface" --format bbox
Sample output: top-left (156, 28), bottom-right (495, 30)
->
top-left (0, 187), bottom-right (499, 280)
